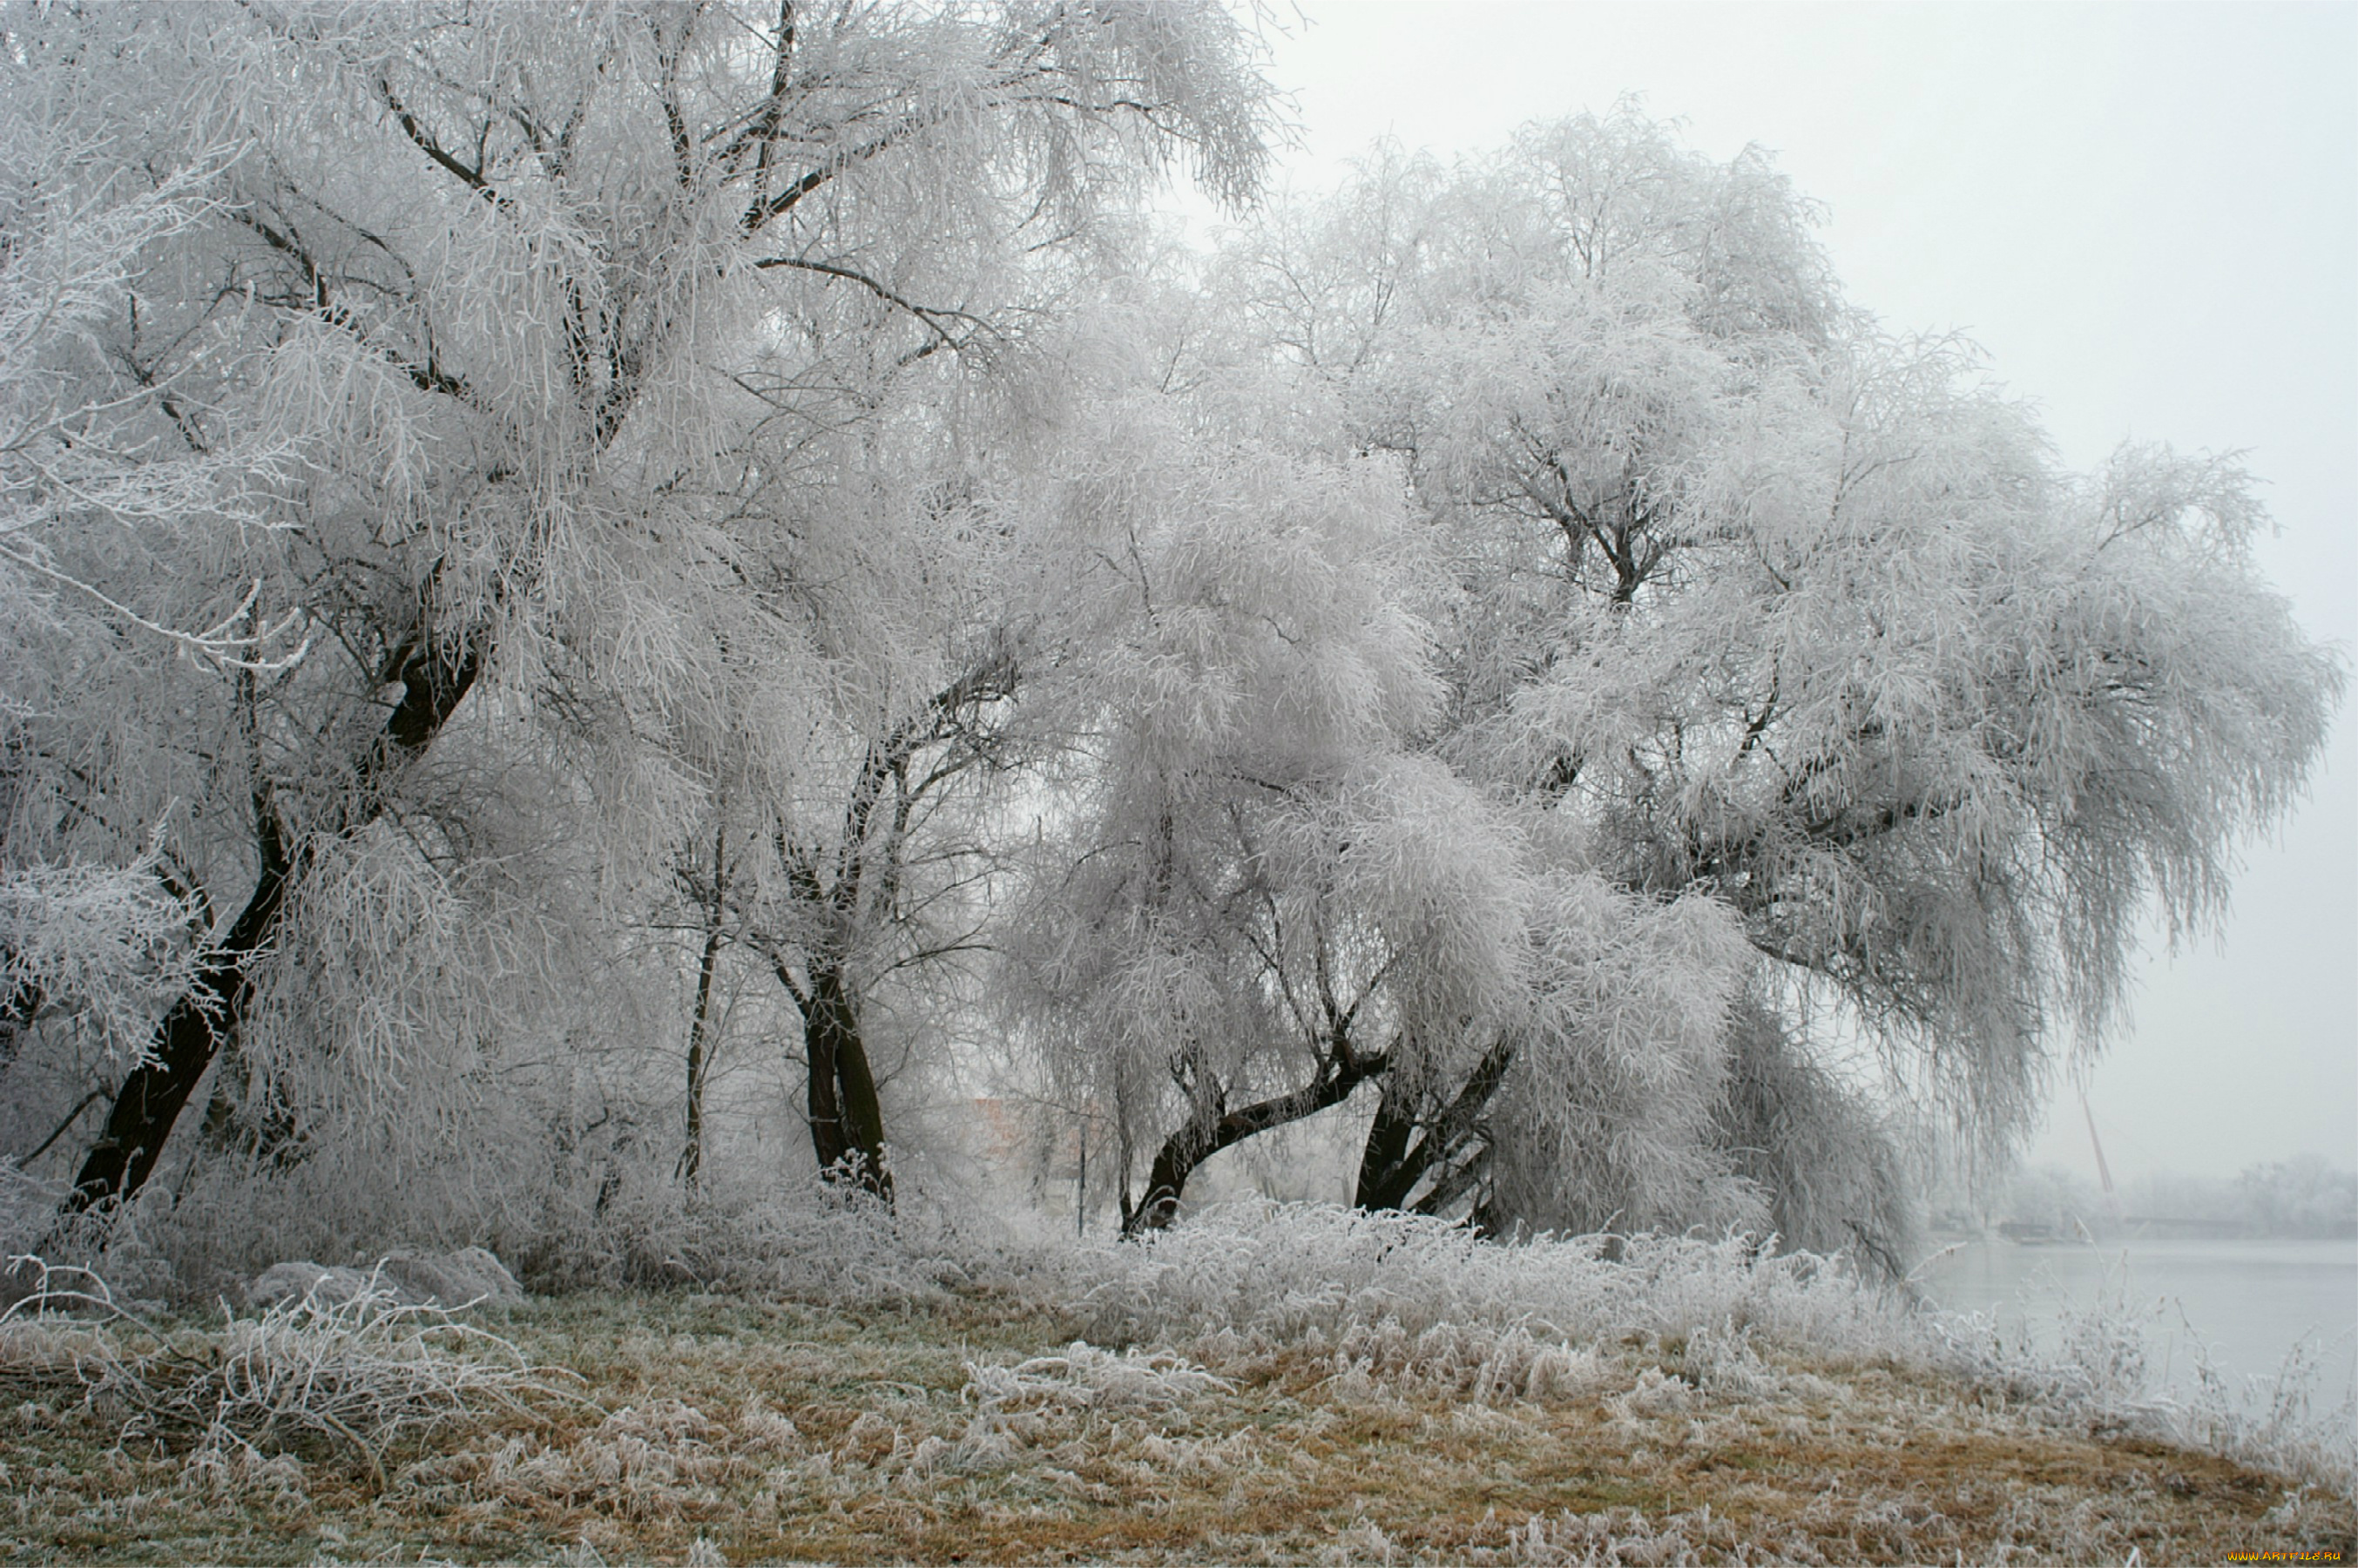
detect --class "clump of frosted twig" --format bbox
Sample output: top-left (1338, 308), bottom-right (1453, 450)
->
top-left (964, 1342), bottom-right (1231, 1414)
top-left (0, 1258), bottom-right (569, 1484)
top-left (0, 855), bottom-right (206, 1065)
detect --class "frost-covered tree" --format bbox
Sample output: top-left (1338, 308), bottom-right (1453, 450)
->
top-left (571, 384), bottom-right (1022, 1206)
top-left (0, 0), bottom-right (1274, 1243)
top-left (998, 381), bottom-right (1467, 1232)
top-left (1232, 105), bottom-right (2342, 1246)
top-left (992, 333), bottom-right (1757, 1233)
top-left (0, 72), bottom-right (307, 1175)
top-left (993, 110), bottom-right (2337, 1249)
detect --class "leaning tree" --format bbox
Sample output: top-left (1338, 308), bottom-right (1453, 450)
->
top-left (1030, 105), bottom-right (2341, 1247)
top-left (997, 347), bottom-right (1759, 1234)
top-left (1336, 112), bottom-right (2343, 1243)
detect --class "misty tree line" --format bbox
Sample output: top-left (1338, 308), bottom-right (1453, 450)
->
top-left (1988, 1159), bottom-right (2358, 1241)
top-left (0, 1), bottom-right (2339, 1281)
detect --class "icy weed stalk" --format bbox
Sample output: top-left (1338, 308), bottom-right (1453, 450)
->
top-left (1919, 1246), bottom-right (2358, 1503)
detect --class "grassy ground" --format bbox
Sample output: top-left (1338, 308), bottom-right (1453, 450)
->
top-left (3, 1287), bottom-right (2352, 1565)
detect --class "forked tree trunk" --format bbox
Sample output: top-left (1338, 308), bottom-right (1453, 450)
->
top-left (804, 962), bottom-right (890, 1204)
top-left (59, 616), bottom-right (483, 1221)
top-left (1352, 1039), bottom-right (1516, 1218)
top-left (776, 657), bottom-right (1016, 1211)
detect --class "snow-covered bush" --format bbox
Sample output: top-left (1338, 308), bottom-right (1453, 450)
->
top-left (0, 1260), bottom-right (564, 1484)
top-left (1010, 1199), bottom-right (1911, 1360)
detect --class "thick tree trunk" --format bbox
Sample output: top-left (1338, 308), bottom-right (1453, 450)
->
top-left (803, 962), bottom-right (890, 1204)
top-left (59, 613), bottom-right (483, 1220)
top-left (1353, 1083), bottom-right (1421, 1211)
top-left (1125, 1051), bottom-right (1382, 1235)
top-left (64, 814), bottom-right (292, 1215)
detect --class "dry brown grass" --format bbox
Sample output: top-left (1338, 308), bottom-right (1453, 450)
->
top-left (3, 1288), bottom-right (2351, 1565)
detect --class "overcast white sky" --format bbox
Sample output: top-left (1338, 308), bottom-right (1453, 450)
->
top-left (1197, 1), bottom-right (2356, 1182)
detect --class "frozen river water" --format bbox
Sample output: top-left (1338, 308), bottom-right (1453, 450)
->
top-left (1916, 1236), bottom-right (2358, 1405)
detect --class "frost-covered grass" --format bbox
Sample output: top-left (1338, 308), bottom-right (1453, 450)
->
top-left (1004, 1200), bottom-right (2358, 1499)
top-left (2, 1201), bottom-right (2352, 1565)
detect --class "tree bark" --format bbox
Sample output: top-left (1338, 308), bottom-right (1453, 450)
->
top-left (59, 612), bottom-right (483, 1220)
top-left (678, 819), bottom-right (730, 1191)
top-left (1352, 1038), bottom-right (1516, 1218)
top-left (803, 961), bottom-right (890, 1203)
top-left (1353, 1082), bottom-right (1421, 1211)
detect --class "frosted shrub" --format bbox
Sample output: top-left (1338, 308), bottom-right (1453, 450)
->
top-left (1321, 1319), bottom-right (1618, 1404)
top-left (964, 1342), bottom-right (1231, 1414)
top-left (1020, 1199), bottom-right (1912, 1362)
top-left (564, 1166), bottom-right (967, 1303)
top-left (0, 1260), bottom-right (564, 1483)
top-left (1674, 1320), bottom-right (1788, 1402)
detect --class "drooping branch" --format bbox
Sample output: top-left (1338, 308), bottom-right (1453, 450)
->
top-left (752, 256), bottom-right (990, 355)
top-left (1127, 1044), bottom-right (1388, 1234)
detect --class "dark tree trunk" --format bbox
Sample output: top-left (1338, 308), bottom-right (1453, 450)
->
top-left (64, 819), bottom-right (292, 1216)
top-left (804, 962), bottom-right (889, 1204)
top-left (1354, 1083), bottom-right (1421, 1211)
top-left (1352, 1039), bottom-right (1516, 1218)
top-left (773, 655), bottom-right (1017, 1211)
top-left (1125, 1051), bottom-right (1383, 1235)
top-left (58, 612), bottom-right (483, 1221)
top-left (679, 925), bottom-right (725, 1190)
top-left (679, 820), bottom-right (729, 1191)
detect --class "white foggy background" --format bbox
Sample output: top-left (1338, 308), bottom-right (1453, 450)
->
top-left (1180, 2), bottom-right (2356, 1184)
